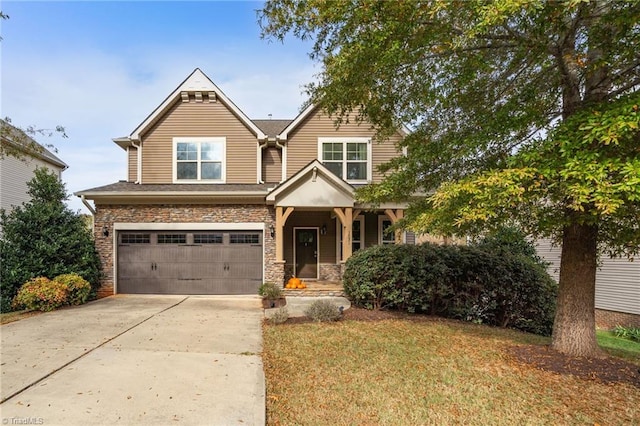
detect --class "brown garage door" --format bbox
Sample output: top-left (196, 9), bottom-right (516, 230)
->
top-left (117, 231), bottom-right (263, 294)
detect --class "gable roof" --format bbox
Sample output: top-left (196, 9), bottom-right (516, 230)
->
top-left (127, 68), bottom-right (267, 142)
top-left (1, 119), bottom-right (68, 169)
top-left (266, 159), bottom-right (355, 207)
top-left (276, 104), bottom-right (412, 141)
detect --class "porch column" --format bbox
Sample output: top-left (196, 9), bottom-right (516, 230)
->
top-left (333, 207), bottom-right (353, 261)
top-left (384, 208), bottom-right (405, 243)
top-left (275, 206), bottom-right (294, 262)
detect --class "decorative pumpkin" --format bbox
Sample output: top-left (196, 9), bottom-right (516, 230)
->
top-left (287, 277), bottom-right (301, 288)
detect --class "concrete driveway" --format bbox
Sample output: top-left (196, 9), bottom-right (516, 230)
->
top-left (0, 295), bottom-right (265, 425)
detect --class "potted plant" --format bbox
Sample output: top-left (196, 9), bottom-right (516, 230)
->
top-left (258, 282), bottom-right (286, 309)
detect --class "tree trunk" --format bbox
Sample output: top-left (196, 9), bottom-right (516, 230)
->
top-left (551, 222), bottom-right (602, 357)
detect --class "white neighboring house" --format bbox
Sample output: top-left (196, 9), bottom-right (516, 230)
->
top-left (0, 119), bottom-right (68, 215)
top-left (536, 239), bottom-right (640, 329)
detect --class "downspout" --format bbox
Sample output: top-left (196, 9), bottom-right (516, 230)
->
top-left (275, 138), bottom-right (286, 182)
top-left (131, 139), bottom-right (141, 184)
top-left (258, 139), bottom-right (267, 184)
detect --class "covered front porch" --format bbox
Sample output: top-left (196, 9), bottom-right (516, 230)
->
top-left (266, 160), bottom-right (408, 286)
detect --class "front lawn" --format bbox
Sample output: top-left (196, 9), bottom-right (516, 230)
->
top-left (263, 315), bottom-right (639, 425)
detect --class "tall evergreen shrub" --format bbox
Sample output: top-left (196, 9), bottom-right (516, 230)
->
top-left (0, 168), bottom-right (101, 312)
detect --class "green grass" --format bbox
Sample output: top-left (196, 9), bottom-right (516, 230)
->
top-left (597, 329), bottom-right (640, 364)
top-left (263, 318), bottom-right (640, 426)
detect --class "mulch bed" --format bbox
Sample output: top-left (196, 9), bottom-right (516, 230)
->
top-left (509, 344), bottom-right (640, 388)
top-left (275, 307), bottom-right (640, 388)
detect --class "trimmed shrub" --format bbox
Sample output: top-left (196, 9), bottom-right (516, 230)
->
top-left (54, 273), bottom-right (91, 306)
top-left (343, 231), bottom-right (557, 336)
top-left (12, 277), bottom-right (69, 312)
top-left (269, 307), bottom-right (290, 325)
top-left (305, 300), bottom-right (342, 322)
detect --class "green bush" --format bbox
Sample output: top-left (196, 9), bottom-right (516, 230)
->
top-left (0, 168), bottom-right (101, 312)
top-left (258, 282), bottom-right (283, 299)
top-left (53, 273), bottom-right (91, 306)
top-left (613, 325), bottom-right (640, 343)
top-left (12, 277), bottom-right (69, 312)
top-left (343, 229), bottom-right (557, 336)
top-left (269, 307), bottom-right (290, 325)
top-left (305, 300), bottom-right (343, 322)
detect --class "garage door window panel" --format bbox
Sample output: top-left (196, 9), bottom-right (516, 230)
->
top-left (157, 234), bottom-right (186, 244)
top-left (121, 234), bottom-right (150, 244)
top-left (194, 234), bottom-right (223, 244)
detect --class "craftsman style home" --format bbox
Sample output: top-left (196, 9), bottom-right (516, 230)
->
top-left (77, 69), bottom-right (412, 296)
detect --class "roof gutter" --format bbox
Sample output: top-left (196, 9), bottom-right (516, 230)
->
top-left (80, 195), bottom-right (96, 215)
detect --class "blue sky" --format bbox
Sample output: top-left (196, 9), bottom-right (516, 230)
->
top-left (1, 1), bottom-right (315, 212)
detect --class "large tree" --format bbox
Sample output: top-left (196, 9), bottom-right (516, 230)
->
top-left (260, 0), bottom-right (640, 356)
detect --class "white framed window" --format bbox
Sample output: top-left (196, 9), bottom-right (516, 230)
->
top-left (378, 215), bottom-right (396, 245)
top-left (337, 216), bottom-right (365, 261)
top-left (173, 137), bottom-right (225, 183)
top-left (318, 137), bottom-right (372, 183)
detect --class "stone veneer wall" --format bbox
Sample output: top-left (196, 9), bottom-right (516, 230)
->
top-left (93, 204), bottom-right (279, 297)
top-left (319, 264), bottom-right (342, 281)
top-left (595, 309), bottom-right (640, 329)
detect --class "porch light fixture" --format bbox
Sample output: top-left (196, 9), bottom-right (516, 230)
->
top-left (320, 224), bottom-right (327, 235)
top-left (102, 225), bottom-right (109, 237)
top-left (270, 225), bottom-right (275, 238)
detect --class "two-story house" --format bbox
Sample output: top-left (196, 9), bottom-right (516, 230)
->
top-left (1, 119), bottom-right (68, 215)
top-left (76, 69), bottom-right (411, 297)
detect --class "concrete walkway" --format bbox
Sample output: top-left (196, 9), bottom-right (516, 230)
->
top-left (0, 295), bottom-right (264, 425)
top-left (264, 296), bottom-right (351, 318)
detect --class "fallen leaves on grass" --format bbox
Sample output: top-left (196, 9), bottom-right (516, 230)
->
top-left (263, 310), bottom-right (640, 426)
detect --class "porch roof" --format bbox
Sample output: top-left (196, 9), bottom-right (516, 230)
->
top-left (266, 160), bottom-right (355, 208)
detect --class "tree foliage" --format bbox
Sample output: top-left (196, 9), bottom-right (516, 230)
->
top-left (0, 168), bottom-right (101, 312)
top-left (260, 0), bottom-right (640, 356)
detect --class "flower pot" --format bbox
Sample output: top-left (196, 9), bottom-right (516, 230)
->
top-left (262, 297), bottom-right (287, 309)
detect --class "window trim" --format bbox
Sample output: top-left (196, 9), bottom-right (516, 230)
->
top-left (172, 137), bottom-right (226, 183)
top-left (318, 137), bottom-right (372, 183)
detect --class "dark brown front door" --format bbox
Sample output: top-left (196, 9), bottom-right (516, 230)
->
top-left (295, 228), bottom-right (318, 279)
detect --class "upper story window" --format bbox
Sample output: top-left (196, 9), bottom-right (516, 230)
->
top-left (318, 137), bottom-right (371, 183)
top-left (173, 137), bottom-right (225, 183)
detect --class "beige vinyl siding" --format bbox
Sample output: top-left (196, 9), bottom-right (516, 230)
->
top-left (127, 146), bottom-right (138, 182)
top-left (0, 154), bottom-right (63, 213)
top-left (140, 99), bottom-right (258, 184)
top-left (283, 211), bottom-right (336, 265)
top-left (285, 108), bottom-right (403, 182)
top-left (262, 146), bottom-right (282, 183)
top-left (536, 238), bottom-right (640, 315)
top-left (595, 257), bottom-right (640, 315)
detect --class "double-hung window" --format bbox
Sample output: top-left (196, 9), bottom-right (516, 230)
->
top-left (319, 137), bottom-right (371, 183)
top-left (173, 137), bottom-right (225, 182)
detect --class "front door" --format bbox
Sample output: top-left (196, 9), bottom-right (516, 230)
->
top-left (295, 228), bottom-right (318, 279)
